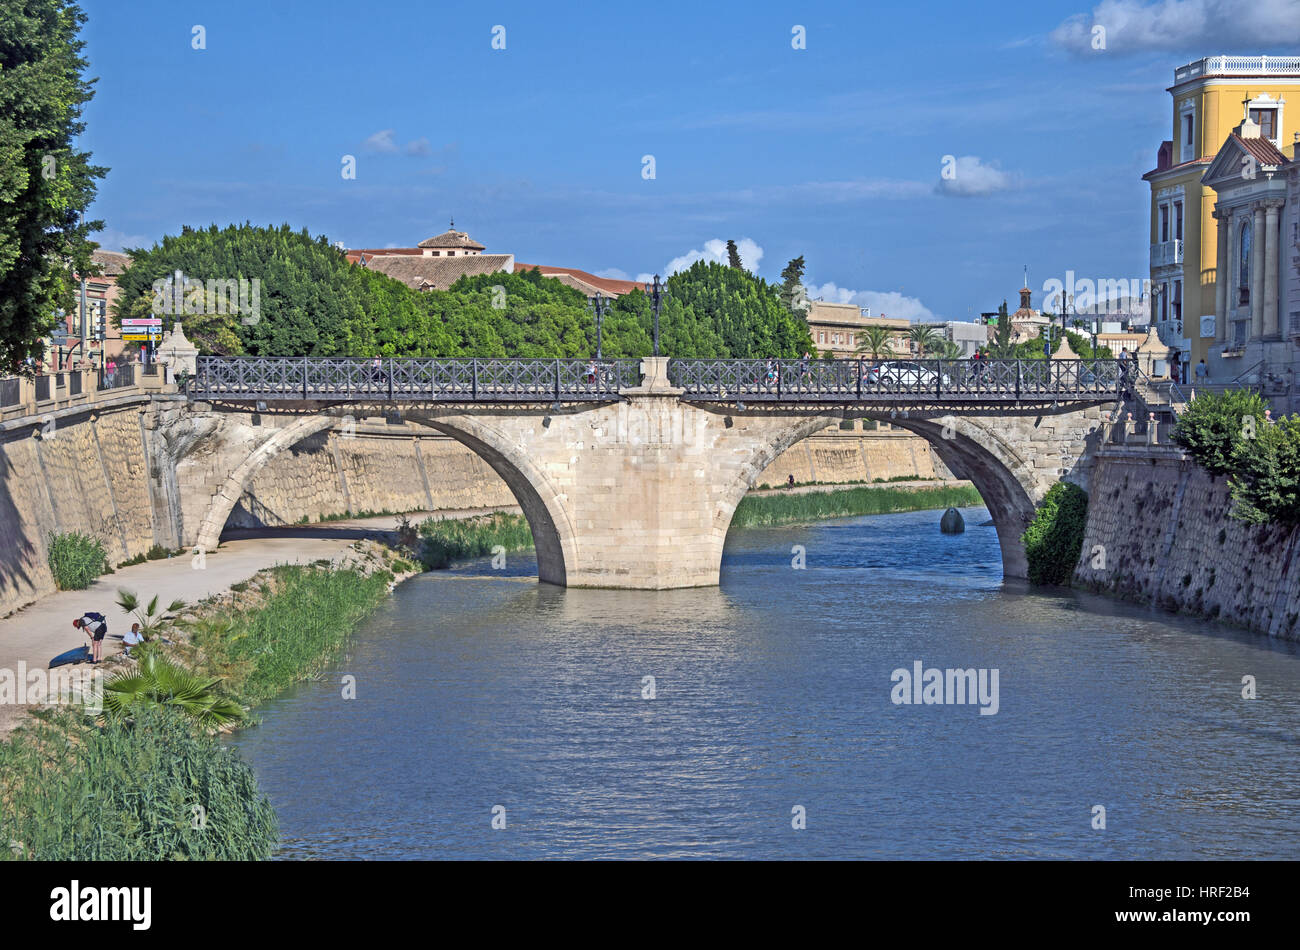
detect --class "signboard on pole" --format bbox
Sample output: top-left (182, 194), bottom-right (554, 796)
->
top-left (121, 333), bottom-right (157, 342)
top-left (122, 318), bottom-right (163, 328)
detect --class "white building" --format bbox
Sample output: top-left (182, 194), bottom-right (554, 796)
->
top-left (1202, 116), bottom-right (1300, 409)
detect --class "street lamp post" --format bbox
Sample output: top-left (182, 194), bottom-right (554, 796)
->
top-left (590, 292), bottom-right (607, 360)
top-left (646, 275), bottom-right (664, 357)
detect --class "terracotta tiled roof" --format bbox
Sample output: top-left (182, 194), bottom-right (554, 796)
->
top-left (346, 248), bottom-right (422, 265)
top-left (514, 264), bottom-right (643, 297)
top-left (1230, 133), bottom-right (1289, 168)
top-left (418, 228), bottom-right (485, 250)
top-left (365, 253), bottom-right (513, 290)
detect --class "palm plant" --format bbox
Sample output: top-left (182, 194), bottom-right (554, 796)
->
top-left (103, 652), bottom-right (245, 729)
top-left (934, 339), bottom-right (964, 360)
top-left (907, 325), bottom-right (942, 357)
top-left (854, 326), bottom-right (896, 361)
top-left (116, 590), bottom-right (186, 640)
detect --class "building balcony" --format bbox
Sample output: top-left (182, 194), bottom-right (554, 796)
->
top-left (1150, 239), bottom-right (1183, 269)
top-left (1175, 55), bottom-right (1300, 83)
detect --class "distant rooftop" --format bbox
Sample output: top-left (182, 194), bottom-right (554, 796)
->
top-left (1174, 55), bottom-right (1300, 85)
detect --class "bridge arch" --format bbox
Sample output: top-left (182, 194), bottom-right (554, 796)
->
top-left (713, 411), bottom-right (1047, 579)
top-left (404, 411), bottom-right (575, 586)
top-left (191, 414), bottom-right (338, 552)
top-left (186, 408), bottom-right (576, 585)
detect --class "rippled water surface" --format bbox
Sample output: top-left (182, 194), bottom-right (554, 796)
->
top-left (229, 507), bottom-right (1300, 859)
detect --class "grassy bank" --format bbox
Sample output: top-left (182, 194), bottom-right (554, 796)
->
top-left (0, 539), bottom-right (409, 861)
top-left (730, 484), bottom-right (983, 528)
top-left (175, 557), bottom-right (396, 708)
top-left (0, 707), bottom-right (278, 860)
top-left (417, 512), bottom-right (534, 569)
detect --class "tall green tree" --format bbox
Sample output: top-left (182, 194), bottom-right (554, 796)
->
top-left (989, 300), bottom-right (1014, 355)
top-left (726, 239), bottom-right (743, 270)
top-left (778, 255), bottom-right (807, 316)
top-left (0, 0), bottom-right (106, 371)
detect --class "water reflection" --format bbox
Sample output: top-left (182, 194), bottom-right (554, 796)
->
top-left (230, 506), bottom-right (1300, 859)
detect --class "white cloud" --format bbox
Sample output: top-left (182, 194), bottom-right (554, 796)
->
top-left (935, 156), bottom-right (1014, 197)
top-left (595, 267), bottom-right (631, 280)
top-left (362, 129), bottom-right (399, 153)
top-left (641, 238), bottom-right (765, 281)
top-left (1051, 0), bottom-right (1300, 54)
top-left (803, 282), bottom-right (938, 322)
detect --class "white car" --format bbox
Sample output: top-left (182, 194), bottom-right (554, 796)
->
top-left (865, 361), bottom-right (951, 389)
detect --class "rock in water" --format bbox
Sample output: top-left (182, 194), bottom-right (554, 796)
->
top-left (939, 507), bottom-right (965, 534)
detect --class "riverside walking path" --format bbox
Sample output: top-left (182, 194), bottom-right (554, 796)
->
top-left (0, 506), bottom-right (516, 736)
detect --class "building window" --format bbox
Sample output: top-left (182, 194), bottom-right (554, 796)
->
top-left (1184, 113), bottom-right (1194, 147)
top-left (1160, 204), bottom-right (1170, 243)
top-left (1239, 221), bottom-right (1252, 303)
top-left (1174, 201), bottom-right (1183, 242)
top-left (1160, 282), bottom-right (1169, 322)
top-left (1249, 107), bottom-right (1277, 140)
top-left (1172, 280), bottom-right (1182, 325)
top-left (818, 331), bottom-right (825, 344)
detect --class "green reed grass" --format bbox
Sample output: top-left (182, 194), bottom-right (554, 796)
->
top-left (184, 564), bottom-right (393, 708)
top-left (729, 484), bottom-right (983, 528)
top-left (47, 531), bottom-right (109, 590)
top-left (416, 512), bottom-right (534, 569)
top-left (0, 708), bottom-right (277, 861)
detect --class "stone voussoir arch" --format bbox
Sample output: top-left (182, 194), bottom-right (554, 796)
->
top-left (191, 413), bottom-right (339, 552)
top-left (713, 409), bottom-right (1053, 580)
top-left (405, 409), bottom-right (577, 587)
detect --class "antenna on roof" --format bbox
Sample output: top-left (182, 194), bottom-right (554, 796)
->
top-left (449, 216), bottom-right (455, 229)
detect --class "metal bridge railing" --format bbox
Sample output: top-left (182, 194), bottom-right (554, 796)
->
top-left (666, 358), bottom-right (1127, 401)
top-left (188, 356), bottom-right (1131, 404)
top-left (189, 356), bottom-right (643, 402)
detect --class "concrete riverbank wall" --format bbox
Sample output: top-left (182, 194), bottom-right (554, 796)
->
top-left (1075, 445), bottom-right (1300, 641)
top-left (0, 400), bottom-right (949, 616)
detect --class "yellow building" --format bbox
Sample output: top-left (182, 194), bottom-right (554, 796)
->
top-left (1143, 54), bottom-right (1300, 375)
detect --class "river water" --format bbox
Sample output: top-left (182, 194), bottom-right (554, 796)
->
top-left (229, 507), bottom-right (1300, 859)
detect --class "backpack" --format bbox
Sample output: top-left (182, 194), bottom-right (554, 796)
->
top-left (83, 611), bottom-right (105, 623)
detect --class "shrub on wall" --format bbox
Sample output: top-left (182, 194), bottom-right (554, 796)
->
top-left (1173, 389), bottom-right (1271, 476)
top-left (1022, 482), bottom-right (1089, 586)
top-left (1174, 390), bottom-right (1300, 526)
top-left (46, 532), bottom-right (109, 590)
top-left (1228, 414), bottom-right (1300, 527)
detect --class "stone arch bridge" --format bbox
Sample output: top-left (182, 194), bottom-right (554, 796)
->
top-left (163, 355), bottom-right (1126, 588)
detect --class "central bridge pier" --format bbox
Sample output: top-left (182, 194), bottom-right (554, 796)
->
top-left (177, 358), bottom-right (1117, 589)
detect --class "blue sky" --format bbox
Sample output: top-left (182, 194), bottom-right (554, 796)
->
top-left (80, 0), bottom-right (1300, 322)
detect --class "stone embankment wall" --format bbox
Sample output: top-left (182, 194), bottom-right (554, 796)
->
top-left (753, 427), bottom-right (947, 486)
top-left (0, 398), bottom-right (163, 617)
top-left (227, 425), bottom-right (517, 527)
top-left (1075, 445), bottom-right (1300, 640)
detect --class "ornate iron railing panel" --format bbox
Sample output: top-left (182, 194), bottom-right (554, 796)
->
top-left (190, 356), bottom-right (1129, 404)
top-left (189, 356), bottom-right (642, 402)
top-left (667, 358), bottom-right (1129, 402)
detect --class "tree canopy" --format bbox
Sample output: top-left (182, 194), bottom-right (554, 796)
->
top-left (112, 226), bottom-right (815, 361)
top-left (0, 0), bottom-right (106, 371)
